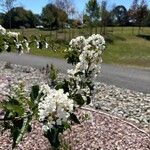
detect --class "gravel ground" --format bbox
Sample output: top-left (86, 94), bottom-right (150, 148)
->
top-left (0, 62), bottom-right (150, 149)
top-left (0, 110), bottom-right (149, 150)
top-left (0, 62), bottom-right (48, 101)
top-left (63, 109), bottom-right (150, 150)
top-left (93, 83), bottom-right (150, 133)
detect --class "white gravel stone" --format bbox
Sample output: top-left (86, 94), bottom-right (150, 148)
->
top-left (93, 82), bottom-right (150, 132)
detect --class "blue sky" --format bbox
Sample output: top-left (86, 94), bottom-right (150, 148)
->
top-left (1, 0), bottom-right (150, 14)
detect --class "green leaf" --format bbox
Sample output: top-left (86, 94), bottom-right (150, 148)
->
top-left (73, 94), bottom-right (85, 106)
top-left (55, 80), bottom-right (69, 93)
top-left (86, 96), bottom-right (91, 105)
top-left (0, 102), bottom-right (3, 108)
top-left (69, 113), bottom-right (80, 124)
top-left (4, 103), bottom-right (24, 116)
top-left (44, 127), bottom-right (61, 148)
top-left (30, 85), bottom-right (40, 102)
top-left (63, 122), bottom-right (71, 130)
top-left (49, 64), bottom-right (58, 82)
top-left (65, 50), bottom-right (80, 65)
top-left (29, 92), bottom-right (44, 118)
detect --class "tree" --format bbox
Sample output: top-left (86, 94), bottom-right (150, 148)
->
top-left (0, 0), bottom-right (16, 12)
top-left (0, 13), bottom-right (5, 25)
top-left (128, 0), bottom-right (148, 25)
top-left (83, 14), bottom-right (90, 25)
top-left (136, 0), bottom-right (148, 28)
top-left (3, 7), bottom-right (38, 28)
top-left (100, 0), bottom-right (109, 34)
top-left (128, 0), bottom-right (148, 33)
top-left (128, 0), bottom-right (139, 25)
top-left (33, 14), bottom-right (42, 26)
top-left (0, 0), bottom-right (16, 28)
top-left (41, 4), bottom-right (68, 29)
top-left (52, 0), bottom-right (75, 17)
top-left (112, 5), bottom-right (128, 26)
top-left (85, 0), bottom-right (100, 26)
top-left (143, 10), bottom-right (150, 26)
top-left (72, 19), bottom-right (82, 28)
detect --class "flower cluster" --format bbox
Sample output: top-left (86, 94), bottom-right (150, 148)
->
top-left (34, 39), bottom-right (49, 49)
top-left (7, 31), bottom-right (20, 40)
top-left (38, 84), bottom-right (74, 132)
top-left (68, 34), bottom-right (105, 79)
top-left (69, 36), bottom-right (86, 52)
top-left (4, 41), bottom-right (9, 51)
top-left (85, 34), bottom-right (105, 51)
top-left (0, 25), bottom-right (25, 53)
top-left (0, 25), bottom-right (6, 35)
top-left (35, 39), bottom-right (40, 49)
top-left (67, 34), bottom-right (105, 105)
top-left (0, 25), bottom-right (49, 54)
top-left (22, 38), bottom-right (30, 53)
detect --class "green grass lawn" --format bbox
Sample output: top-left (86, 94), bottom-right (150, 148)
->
top-left (10, 27), bottom-right (150, 67)
top-left (30, 47), bottom-right (66, 59)
top-left (103, 32), bottom-right (150, 67)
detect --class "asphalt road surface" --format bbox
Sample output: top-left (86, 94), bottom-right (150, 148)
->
top-left (0, 52), bottom-right (150, 94)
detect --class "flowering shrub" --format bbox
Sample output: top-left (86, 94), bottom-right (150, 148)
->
top-left (38, 85), bottom-right (75, 147)
top-left (0, 25), bottom-right (49, 53)
top-left (65, 34), bottom-right (105, 106)
top-left (0, 83), bottom-right (41, 148)
top-left (7, 31), bottom-right (20, 39)
top-left (0, 34), bottom-right (105, 149)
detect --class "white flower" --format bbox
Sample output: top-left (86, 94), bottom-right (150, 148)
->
top-left (56, 118), bottom-right (62, 125)
top-left (35, 40), bottom-right (39, 49)
top-left (0, 25), bottom-right (6, 35)
top-left (69, 36), bottom-right (86, 51)
top-left (40, 84), bottom-right (51, 94)
top-left (86, 34), bottom-right (105, 50)
top-left (16, 42), bottom-right (23, 52)
top-left (23, 39), bottom-right (30, 53)
top-left (42, 125), bottom-right (49, 132)
top-left (81, 111), bottom-right (94, 125)
top-left (38, 85), bottom-right (74, 131)
top-left (7, 31), bottom-right (20, 39)
top-left (4, 42), bottom-right (9, 51)
top-left (45, 42), bottom-right (49, 49)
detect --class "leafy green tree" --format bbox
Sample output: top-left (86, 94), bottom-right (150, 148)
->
top-left (85, 0), bottom-right (100, 26)
top-left (143, 10), bottom-right (150, 26)
top-left (0, 0), bottom-right (16, 28)
top-left (3, 7), bottom-right (38, 28)
top-left (41, 3), bottom-right (68, 29)
top-left (83, 14), bottom-right (90, 25)
top-left (100, 0), bottom-right (109, 34)
top-left (0, 13), bottom-right (5, 25)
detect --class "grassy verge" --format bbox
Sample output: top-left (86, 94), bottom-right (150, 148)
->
top-left (30, 47), bottom-right (66, 59)
top-left (103, 33), bottom-right (150, 67)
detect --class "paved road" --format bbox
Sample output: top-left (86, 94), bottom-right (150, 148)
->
top-left (0, 52), bottom-right (150, 94)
